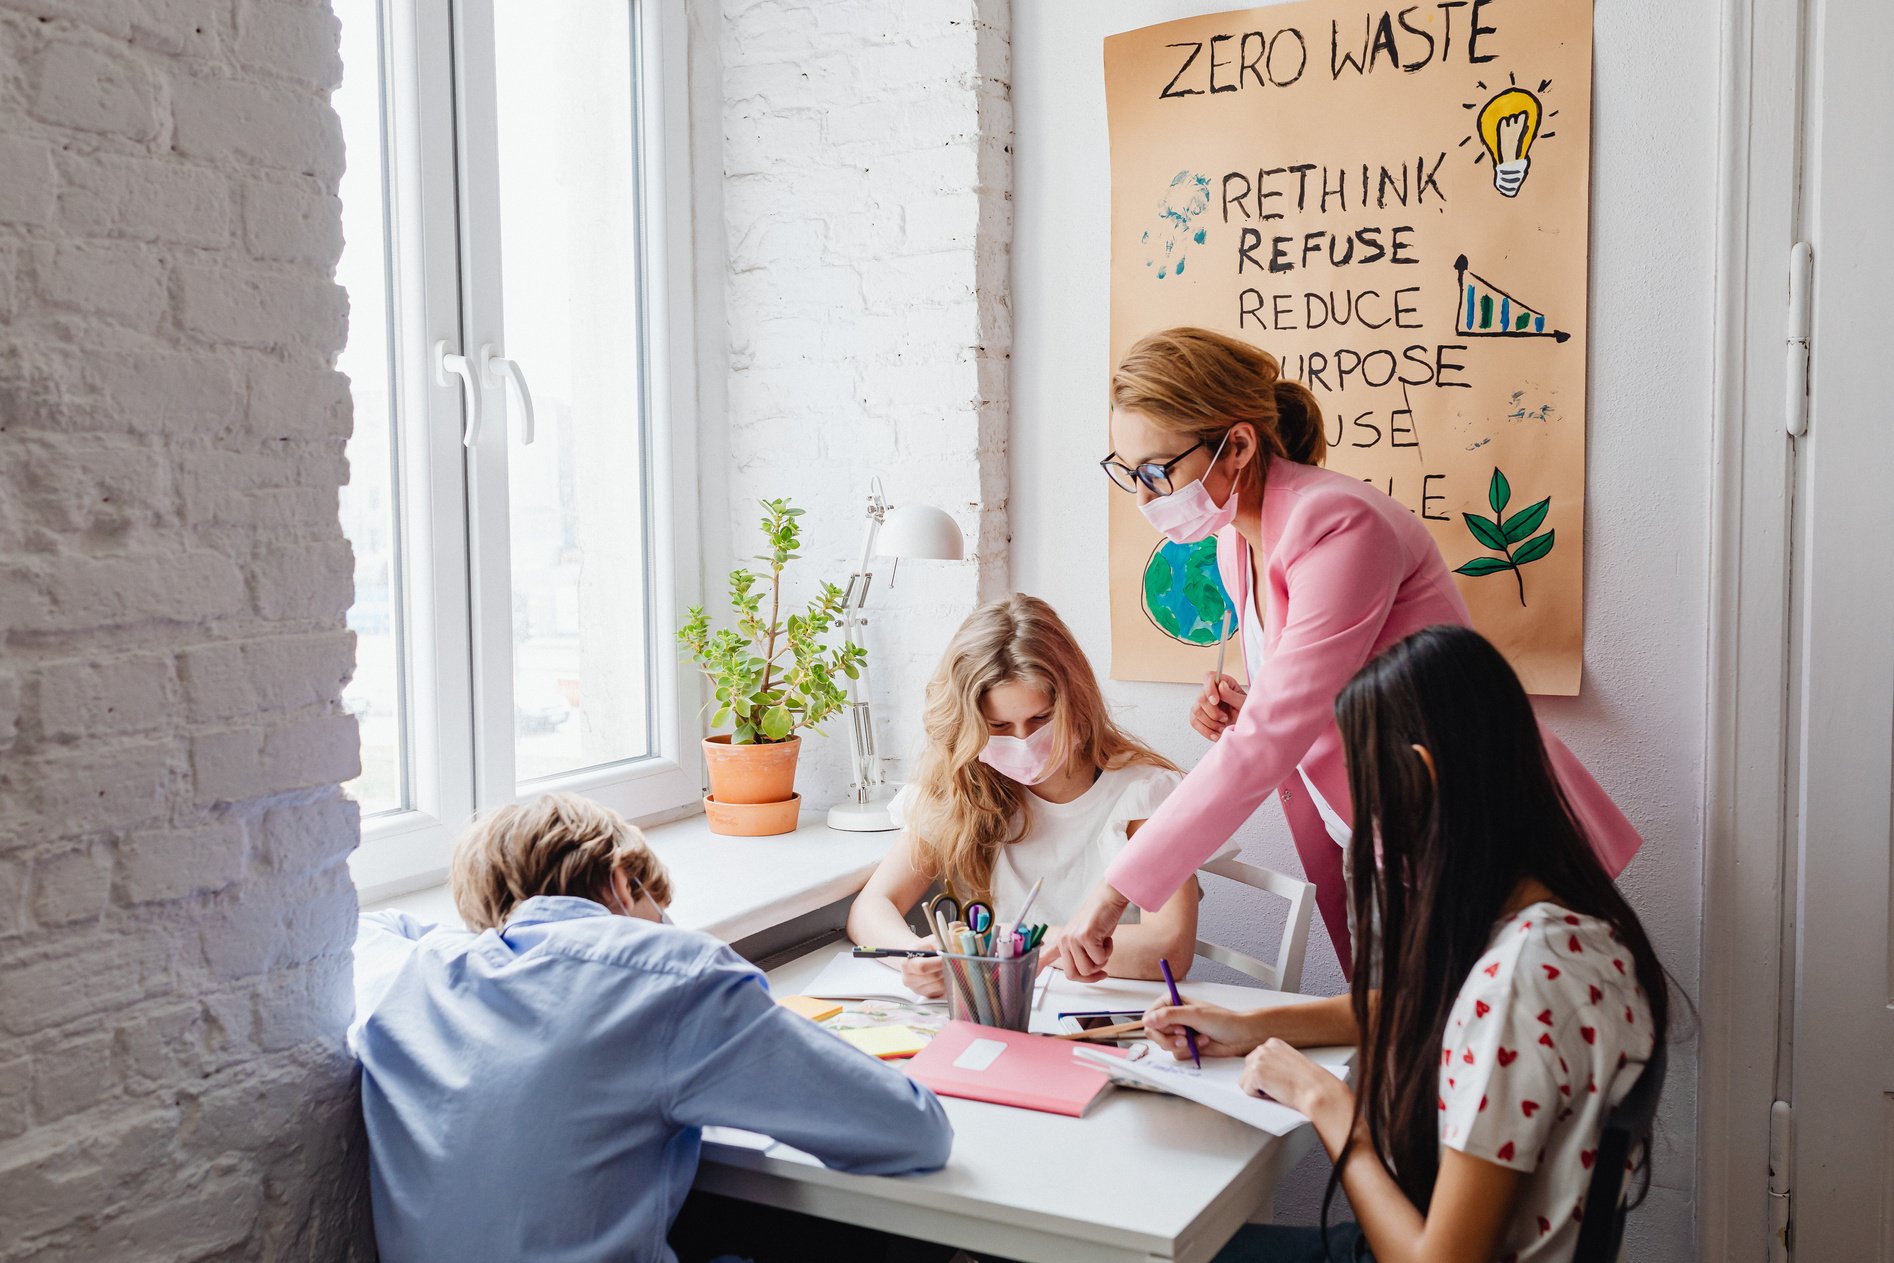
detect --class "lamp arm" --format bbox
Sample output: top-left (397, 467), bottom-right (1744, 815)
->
top-left (841, 496), bottom-right (885, 801)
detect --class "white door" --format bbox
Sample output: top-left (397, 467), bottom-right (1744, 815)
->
top-left (1784, 0), bottom-right (1894, 1253)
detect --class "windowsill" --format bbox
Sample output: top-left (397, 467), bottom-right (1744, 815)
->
top-left (358, 810), bottom-right (895, 944)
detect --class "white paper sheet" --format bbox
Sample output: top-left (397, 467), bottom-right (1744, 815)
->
top-left (799, 950), bottom-right (942, 1004)
top-left (1074, 1043), bottom-right (1353, 1137)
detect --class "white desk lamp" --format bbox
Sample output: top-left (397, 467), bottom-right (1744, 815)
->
top-left (827, 479), bottom-right (964, 831)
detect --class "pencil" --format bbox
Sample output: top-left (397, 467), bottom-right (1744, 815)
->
top-left (1214, 604), bottom-right (1231, 682)
top-left (1160, 957), bottom-right (1200, 1068)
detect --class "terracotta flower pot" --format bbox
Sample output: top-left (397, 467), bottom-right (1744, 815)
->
top-left (703, 792), bottom-right (802, 837)
top-left (702, 734), bottom-right (801, 806)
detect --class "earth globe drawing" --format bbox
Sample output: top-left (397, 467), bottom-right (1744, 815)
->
top-left (1141, 537), bottom-right (1237, 647)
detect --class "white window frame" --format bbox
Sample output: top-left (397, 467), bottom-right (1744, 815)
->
top-left (347, 0), bottom-right (704, 904)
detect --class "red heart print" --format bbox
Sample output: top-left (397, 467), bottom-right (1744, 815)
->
top-left (1568, 934), bottom-right (1583, 953)
top-left (1537, 1216), bottom-right (1551, 1235)
top-left (1538, 1008), bottom-right (1555, 1026)
top-left (1497, 1141), bottom-right (1515, 1161)
top-left (1572, 1203), bottom-right (1585, 1224)
top-left (1538, 1033), bottom-right (1556, 1048)
top-left (1484, 962), bottom-right (1501, 978)
top-left (1587, 1075), bottom-right (1599, 1094)
top-left (1581, 1026), bottom-right (1596, 1044)
top-left (1463, 1048), bottom-right (1476, 1065)
top-left (1475, 999), bottom-right (1491, 1018)
top-left (1560, 1083), bottom-right (1573, 1097)
top-left (1581, 1149), bottom-right (1596, 1169)
top-left (1438, 1096), bottom-right (1447, 1111)
top-left (1497, 1047), bottom-right (1518, 1066)
top-left (1543, 964), bottom-right (1561, 980)
top-left (1521, 1100), bottom-right (1540, 1117)
top-left (1589, 984), bottom-right (1603, 1004)
top-left (1480, 1094), bottom-right (1488, 1111)
top-left (1449, 1077), bottom-right (1456, 1088)
top-left (1564, 914), bottom-right (1580, 925)
top-left (1613, 958), bottom-right (1626, 974)
top-left (1625, 1006), bottom-right (1636, 1024)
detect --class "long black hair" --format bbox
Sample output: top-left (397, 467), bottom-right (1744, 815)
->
top-left (1328, 624), bottom-right (1669, 1216)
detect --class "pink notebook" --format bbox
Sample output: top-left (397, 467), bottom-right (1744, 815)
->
top-left (904, 1021), bottom-right (1127, 1117)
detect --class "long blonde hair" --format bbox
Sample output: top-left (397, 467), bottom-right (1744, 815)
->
top-left (904, 595), bottom-right (1177, 899)
top-left (1112, 327), bottom-right (1327, 480)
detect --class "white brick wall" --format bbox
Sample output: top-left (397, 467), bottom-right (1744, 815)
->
top-left (716, 0), bottom-right (1012, 800)
top-left (0, 2), bottom-right (369, 1257)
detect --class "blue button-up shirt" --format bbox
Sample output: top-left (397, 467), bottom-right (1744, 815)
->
top-left (353, 897), bottom-right (952, 1263)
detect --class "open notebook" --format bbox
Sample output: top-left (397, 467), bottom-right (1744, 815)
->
top-left (1073, 1042), bottom-right (1353, 1136)
top-left (798, 950), bottom-right (941, 1004)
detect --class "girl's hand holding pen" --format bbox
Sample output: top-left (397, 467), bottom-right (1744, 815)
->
top-left (1143, 1001), bottom-right (1265, 1059)
top-left (901, 936), bottom-right (946, 998)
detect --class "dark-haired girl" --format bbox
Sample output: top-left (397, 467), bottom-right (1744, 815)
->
top-left (1146, 625), bottom-right (1667, 1263)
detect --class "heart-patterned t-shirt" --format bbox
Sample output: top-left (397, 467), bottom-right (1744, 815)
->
top-left (1438, 902), bottom-right (1656, 1263)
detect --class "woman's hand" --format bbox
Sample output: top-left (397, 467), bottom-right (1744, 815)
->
top-left (900, 938), bottom-right (946, 999)
top-left (1240, 1039), bottom-right (1352, 1131)
top-left (1057, 884), bottom-right (1129, 982)
top-left (1190, 672), bottom-right (1248, 742)
top-left (1144, 1001), bottom-right (1266, 1059)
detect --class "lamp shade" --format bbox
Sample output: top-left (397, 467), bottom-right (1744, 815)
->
top-left (875, 503), bottom-right (964, 561)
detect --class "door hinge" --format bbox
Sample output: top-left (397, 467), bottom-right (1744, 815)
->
top-left (1785, 242), bottom-right (1812, 438)
top-left (1768, 1098), bottom-right (1793, 1261)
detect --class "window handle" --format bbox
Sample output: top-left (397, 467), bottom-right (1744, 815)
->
top-left (480, 344), bottom-right (536, 446)
top-left (434, 339), bottom-right (482, 448)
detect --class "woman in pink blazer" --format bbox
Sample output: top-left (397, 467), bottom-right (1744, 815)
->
top-left (1067, 329), bottom-right (1641, 981)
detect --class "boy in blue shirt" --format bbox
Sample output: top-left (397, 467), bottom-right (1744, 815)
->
top-left (353, 792), bottom-right (954, 1263)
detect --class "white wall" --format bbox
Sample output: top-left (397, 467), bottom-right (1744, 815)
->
top-left (0, 3), bottom-right (368, 1256)
top-left (709, 0), bottom-right (1013, 803)
top-left (1011, 1), bottom-right (1711, 1253)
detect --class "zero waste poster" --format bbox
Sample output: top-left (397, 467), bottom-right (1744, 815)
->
top-left (1105, 0), bottom-right (1592, 694)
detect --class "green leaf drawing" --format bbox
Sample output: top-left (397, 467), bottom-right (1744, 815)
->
top-left (1453, 557), bottom-right (1516, 577)
top-left (1488, 468), bottom-right (1511, 516)
top-left (1457, 468), bottom-right (1554, 607)
top-left (1462, 513), bottom-right (1509, 551)
top-left (1501, 497), bottom-right (1551, 543)
top-left (1511, 529), bottom-right (1556, 565)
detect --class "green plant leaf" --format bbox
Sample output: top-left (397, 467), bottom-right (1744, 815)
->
top-left (1488, 468), bottom-right (1511, 515)
top-left (1462, 512), bottom-right (1508, 551)
top-left (710, 706), bottom-right (732, 728)
top-left (760, 706), bottom-right (792, 741)
top-left (1511, 529), bottom-right (1556, 565)
top-left (1500, 497), bottom-right (1551, 544)
top-left (1454, 557), bottom-right (1516, 577)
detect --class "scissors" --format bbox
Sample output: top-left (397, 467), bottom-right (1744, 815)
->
top-left (923, 888), bottom-right (962, 934)
top-left (963, 901), bottom-right (994, 935)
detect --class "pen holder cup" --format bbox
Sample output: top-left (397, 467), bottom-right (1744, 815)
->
top-left (937, 947), bottom-right (1041, 1032)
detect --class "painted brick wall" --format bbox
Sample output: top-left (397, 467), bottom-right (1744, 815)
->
top-left (0, 2), bottom-right (369, 1257)
top-left (715, 0), bottom-right (1012, 800)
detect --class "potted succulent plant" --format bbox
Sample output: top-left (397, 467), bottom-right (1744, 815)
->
top-left (677, 498), bottom-right (866, 835)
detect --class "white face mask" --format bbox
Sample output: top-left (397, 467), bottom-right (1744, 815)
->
top-left (620, 876), bottom-right (672, 925)
top-left (1139, 431), bottom-right (1239, 545)
top-left (978, 721), bottom-right (1061, 786)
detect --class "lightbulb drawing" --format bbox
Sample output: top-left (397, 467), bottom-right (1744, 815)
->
top-left (1460, 76), bottom-right (1560, 199)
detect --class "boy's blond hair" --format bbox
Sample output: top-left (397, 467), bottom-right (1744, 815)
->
top-left (449, 792), bottom-right (673, 931)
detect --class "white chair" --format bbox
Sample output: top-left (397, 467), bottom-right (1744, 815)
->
top-left (1193, 856), bottom-right (1317, 994)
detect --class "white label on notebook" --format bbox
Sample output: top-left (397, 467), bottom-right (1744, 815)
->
top-left (952, 1038), bottom-right (1007, 1072)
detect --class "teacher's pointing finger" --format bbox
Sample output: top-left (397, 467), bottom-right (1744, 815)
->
top-left (1059, 881), bottom-right (1130, 982)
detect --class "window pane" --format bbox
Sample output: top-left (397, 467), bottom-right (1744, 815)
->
top-left (492, 2), bottom-right (653, 786)
top-left (334, 0), bottom-right (409, 816)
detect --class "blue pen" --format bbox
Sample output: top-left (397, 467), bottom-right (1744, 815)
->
top-left (1159, 958), bottom-right (1200, 1068)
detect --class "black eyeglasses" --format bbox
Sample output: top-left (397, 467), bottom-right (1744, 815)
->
top-left (1099, 441), bottom-right (1208, 495)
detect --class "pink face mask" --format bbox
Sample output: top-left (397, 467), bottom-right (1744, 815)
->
top-left (1139, 431), bottom-right (1238, 545)
top-left (978, 722), bottom-right (1061, 785)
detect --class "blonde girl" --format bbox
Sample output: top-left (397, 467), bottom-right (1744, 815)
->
top-left (848, 594), bottom-right (1218, 998)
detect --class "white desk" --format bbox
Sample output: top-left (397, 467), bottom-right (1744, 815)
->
top-left (360, 812), bottom-right (890, 943)
top-left (695, 950), bottom-right (1345, 1263)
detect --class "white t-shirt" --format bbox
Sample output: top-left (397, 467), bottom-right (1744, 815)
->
top-left (890, 763), bottom-right (1224, 924)
top-left (1438, 902), bottom-right (1657, 1263)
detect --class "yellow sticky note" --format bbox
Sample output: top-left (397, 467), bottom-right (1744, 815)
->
top-left (838, 1025), bottom-right (928, 1060)
top-left (777, 995), bottom-right (844, 1022)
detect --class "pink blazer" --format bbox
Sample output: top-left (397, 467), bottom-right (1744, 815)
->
top-left (1103, 459), bottom-right (1643, 978)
